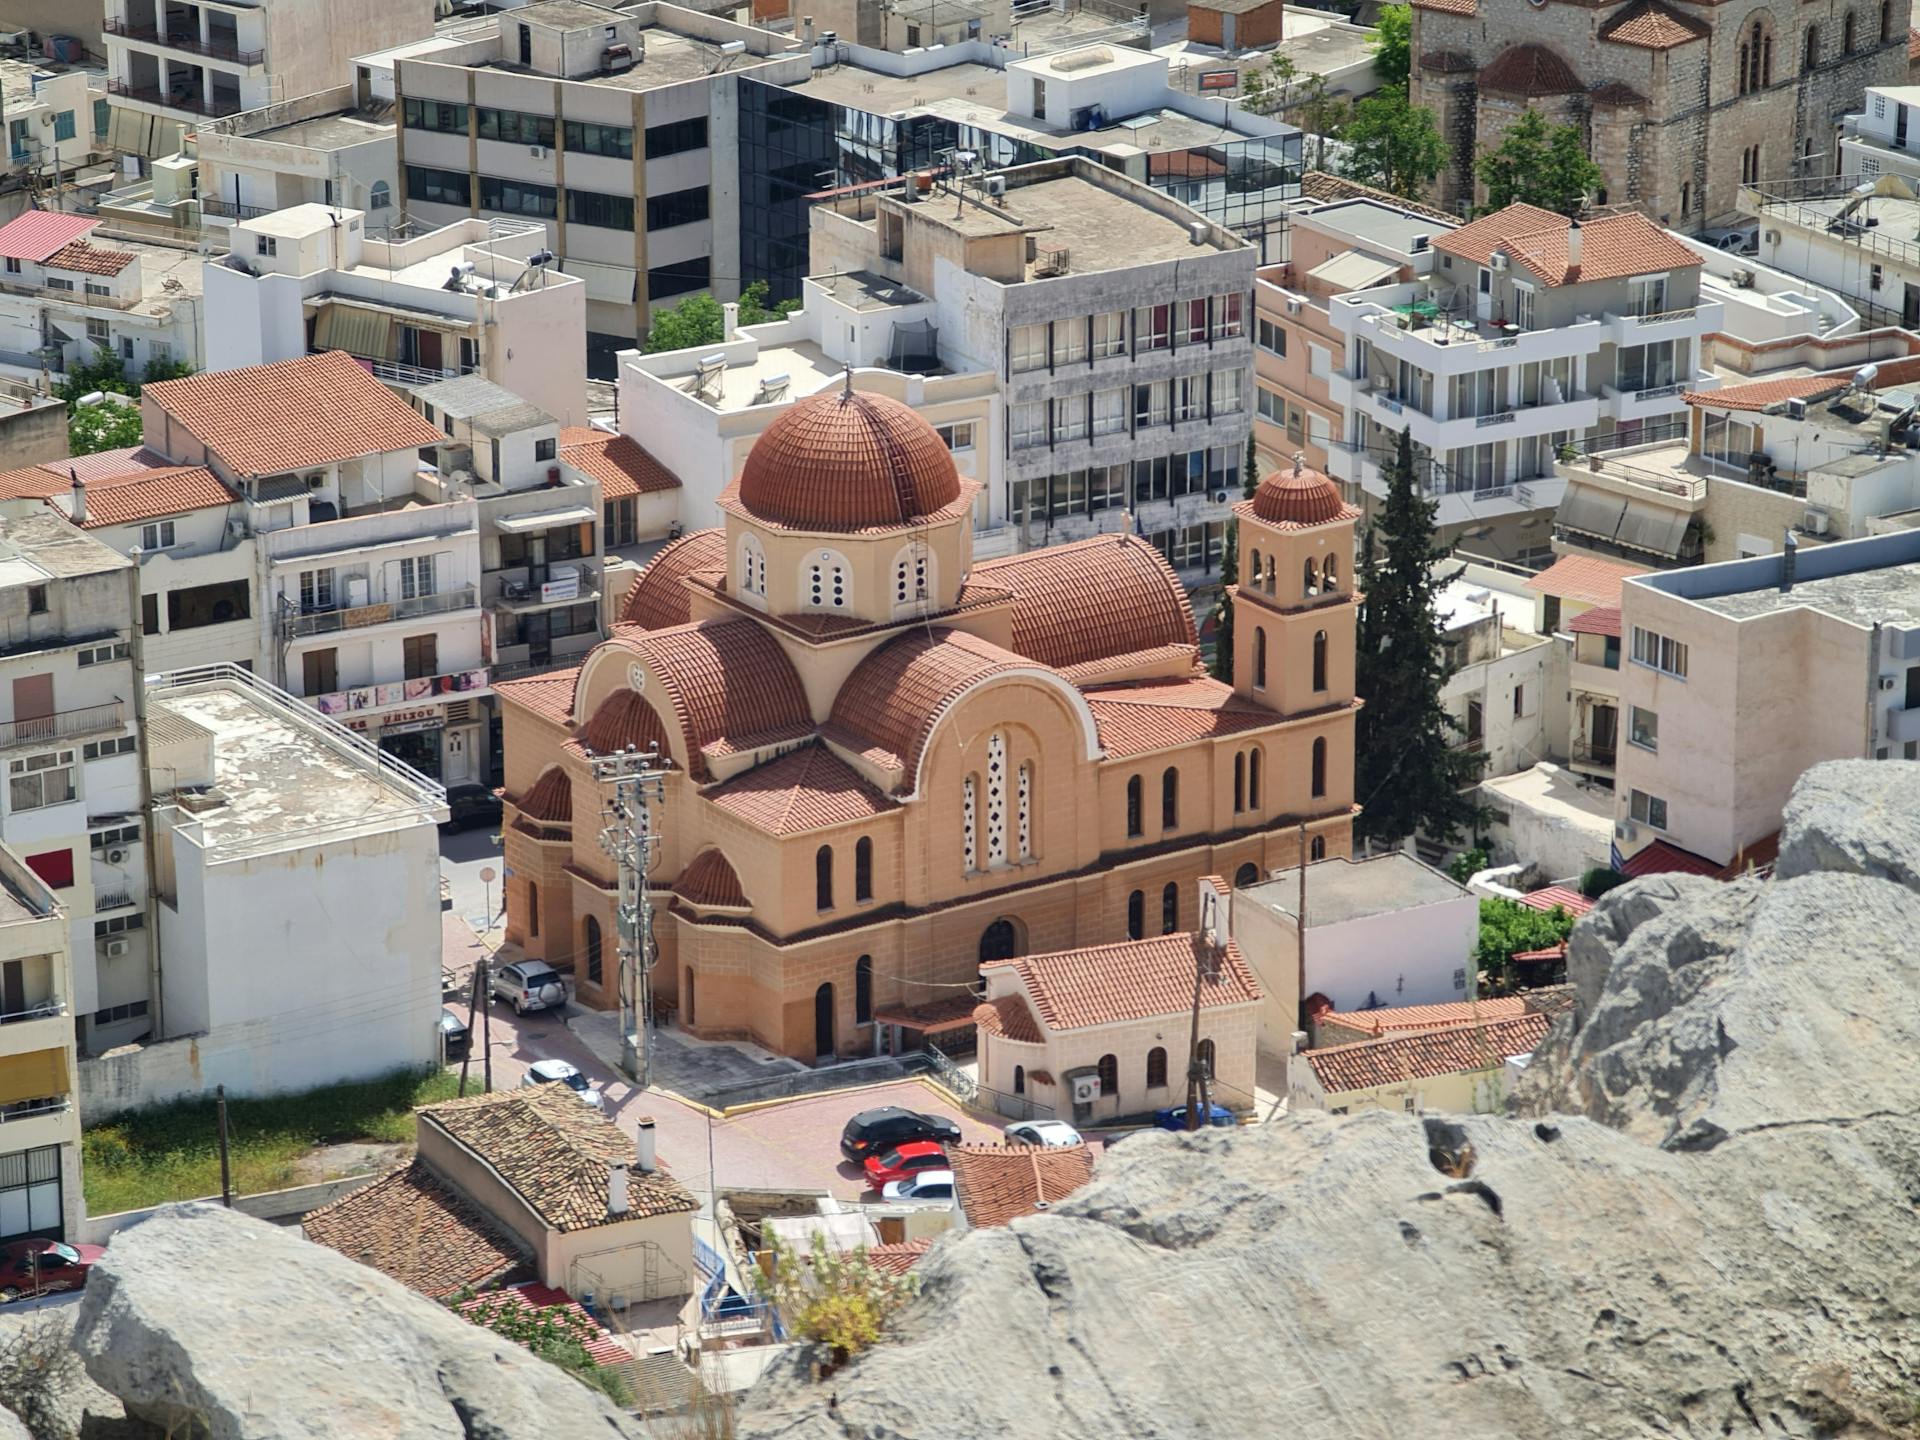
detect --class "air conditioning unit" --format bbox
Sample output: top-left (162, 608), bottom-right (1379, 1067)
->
top-left (528, 145), bottom-right (547, 158)
top-left (1212, 490), bottom-right (1229, 503)
top-left (1068, 1070), bottom-right (1101, 1105)
top-left (1490, 253), bottom-right (1509, 273)
top-left (103, 939), bottom-right (129, 958)
top-left (1614, 819), bottom-right (1637, 842)
top-left (1730, 269), bottom-right (1756, 288)
top-left (1784, 397), bottom-right (1808, 420)
top-left (1879, 674), bottom-right (1898, 691)
top-left (106, 847), bottom-right (128, 864)
top-left (985, 175), bottom-right (1006, 197)
top-left (1285, 297), bottom-right (1302, 315)
top-left (1802, 506), bottom-right (1831, 535)
top-left (1765, 228), bottom-right (1782, 245)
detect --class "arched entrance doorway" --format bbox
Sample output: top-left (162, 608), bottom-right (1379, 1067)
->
top-left (814, 982), bottom-right (835, 1059)
top-left (979, 918), bottom-right (1023, 965)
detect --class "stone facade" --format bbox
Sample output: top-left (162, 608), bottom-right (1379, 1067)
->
top-left (1411, 0), bottom-right (1911, 228)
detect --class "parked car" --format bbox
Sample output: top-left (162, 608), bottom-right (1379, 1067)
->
top-left (491, 960), bottom-right (566, 1015)
top-left (1701, 223), bottom-right (1759, 256)
top-left (440, 784), bottom-right (503, 833)
top-left (863, 1140), bottom-right (950, 1188)
top-left (1004, 1120), bottom-right (1083, 1148)
top-left (1154, 1103), bottom-right (1237, 1131)
top-left (0, 1239), bottom-right (104, 1302)
top-left (520, 1057), bottom-right (604, 1110)
top-left (881, 1170), bottom-right (955, 1203)
top-left (840, 1107), bottom-right (963, 1163)
top-left (438, 1007), bottom-right (470, 1061)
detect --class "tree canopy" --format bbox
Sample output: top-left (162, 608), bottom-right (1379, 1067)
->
top-left (1339, 88), bottom-right (1448, 200)
top-left (1475, 110), bottom-right (1604, 216)
top-left (55, 347), bottom-right (195, 456)
top-left (643, 280), bottom-right (799, 354)
top-left (1370, 4), bottom-right (1411, 90)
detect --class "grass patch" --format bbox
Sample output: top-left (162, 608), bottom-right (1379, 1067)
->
top-left (82, 1066), bottom-right (464, 1215)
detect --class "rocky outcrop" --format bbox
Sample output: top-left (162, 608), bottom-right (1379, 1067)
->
top-left (70, 1204), bottom-right (646, 1440)
top-left (738, 760), bottom-right (1920, 1440)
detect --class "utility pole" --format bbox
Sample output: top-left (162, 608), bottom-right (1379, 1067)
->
top-left (480, 956), bottom-right (493, 1094)
top-left (215, 1085), bottom-right (232, 1207)
top-left (591, 745), bottom-right (670, 1085)
top-left (1295, 820), bottom-right (1309, 1033)
top-left (459, 964), bottom-right (481, 1097)
top-left (1184, 882), bottom-right (1223, 1132)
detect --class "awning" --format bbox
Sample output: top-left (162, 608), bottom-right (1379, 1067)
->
top-left (1555, 484), bottom-right (1627, 541)
top-left (561, 258), bottom-right (637, 306)
top-left (314, 305), bottom-right (394, 361)
top-left (494, 506), bottom-right (597, 533)
top-left (1308, 249), bottom-right (1401, 291)
top-left (253, 475), bottom-right (310, 505)
top-left (872, 994), bottom-right (981, 1034)
top-left (0, 1047), bottom-right (68, 1107)
top-left (1613, 499), bottom-right (1691, 558)
top-left (106, 107), bottom-right (185, 159)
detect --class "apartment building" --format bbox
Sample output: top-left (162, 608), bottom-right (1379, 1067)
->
top-left (1, 60), bottom-right (108, 190)
top-left (104, 0), bottom-right (431, 130)
top-left (195, 85), bottom-right (398, 230)
top-left (1326, 205), bottom-right (1722, 567)
top-left (0, 514), bottom-right (149, 1060)
top-left (1743, 173), bottom-right (1920, 327)
top-left (1435, 560), bottom-right (1558, 782)
top-left (389, 1), bottom-right (805, 359)
top-left (1839, 83), bottom-right (1920, 187)
top-left (0, 842), bottom-right (79, 1247)
top-left (1613, 528), bottom-right (1920, 871)
top-left (0, 211), bottom-right (204, 383)
top-left (812, 157), bottom-right (1255, 580)
top-left (205, 203), bottom-right (589, 426)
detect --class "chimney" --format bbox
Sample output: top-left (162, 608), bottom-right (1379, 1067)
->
top-left (1566, 219), bottom-right (1583, 270)
top-left (635, 1116), bottom-right (657, 1173)
top-left (1780, 528), bottom-right (1797, 592)
top-left (608, 1161), bottom-right (631, 1216)
top-left (722, 301), bottom-right (740, 340)
top-left (69, 469), bottom-right (84, 525)
top-left (802, 14), bottom-right (815, 42)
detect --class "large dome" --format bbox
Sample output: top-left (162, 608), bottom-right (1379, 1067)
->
top-left (735, 386), bottom-right (962, 532)
top-left (1249, 457), bottom-right (1355, 528)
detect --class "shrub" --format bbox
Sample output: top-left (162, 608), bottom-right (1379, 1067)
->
top-left (759, 1233), bottom-right (920, 1367)
top-left (1580, 867), bottom-right (1629, 900)
top-left (1446, 846), bottom-right (1489, 885)
top-left (1474, 898), bottom-right (1575, 994)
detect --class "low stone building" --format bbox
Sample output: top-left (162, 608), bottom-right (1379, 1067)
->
top-left (1289, 1009), bottom-right (1554, 1115)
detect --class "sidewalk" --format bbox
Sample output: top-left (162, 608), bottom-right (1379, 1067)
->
top-left (567, 1009), bottom-right (805, 1105)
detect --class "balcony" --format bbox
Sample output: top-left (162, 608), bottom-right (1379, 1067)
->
top-left (1887, 704), bottom-right (1920, 745)
top-left (198, 196), bottom-right (276, 223)
top-left (0, 1001), bottom-right (68, 1061)
top-left (1602, 371), bottom-right (1717, 423)
top-left (0, 1094), bottom-right (77, 1151)
top-left (285, 584), bottom-right (479, 639)
top-left (305, 665), bottom-right (490, 720)
top-left (0, 700), bottom-right (124, 750)
top-left (1333, 288), bottom-right (1606, 374)
top-left (106, 79), bottom-right (244, 119)
top-left (104, 18), bottom-right (264, 64)
top-left (1607, 300), bottom-right (1723, 347)
top-left (1571, 738), bottom-right (1617, 772)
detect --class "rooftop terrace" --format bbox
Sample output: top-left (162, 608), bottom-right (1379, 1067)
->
top-left (1246, 853), bottom-right (1470, 927)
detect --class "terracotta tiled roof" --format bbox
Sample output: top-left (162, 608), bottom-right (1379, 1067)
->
top-left (494, 668), bottom-right (580, 727)
top-left (950, 1143), bottom-right (1096, 1228)
top-left (1245, 458), bottom-right (1357, 528)
top-left (1299, 173), bottom-right (1462, 226)
top-left (1588, 80), bottom-right (1647, 105)
top-left (678, 847), bottom-right (748, 908)
top-left (609, 619), bottom-right (813, 780)
top-left (67, 467), bottom-right (237, 529)
top-left (1718, 830), bottom-right (1779, 880)
top-left (1598, 0), bottom-right (1708, 49)
top-left (1688, 357), bottom-right (1920, 412)
top-left (1410, 0), bottom-right (1475, 15)
top-left (825, 627), bottom-right (1034, 781)
top-left (620, 528), bottom-right (724, 629)
top-left (302, 1160), bottom-right (530, 1299)
top-left (1568, 604), bottom-right (1622, 637)
top-left (984, 933), bottom-right (1261, 1032)
top-left (1027, 1069), bottom-right (1056, 1086)
top-left (0, 210), bottom-right (98, 263)
top-left (703, 740), bottom-right (898, 835)
top-left (580, 689), bottom-right (673, 759)
top-left (1418, 49), bottom-right (1476, 73)
top-left (57, 446), bottom-right (173, 480)
top-left (1319, 996), bottom-right (1532, 1037)
top-left (1495, 212), bottom-right (1702, 288)
top-left (972, 993), bottom-right (1043, 1044)
top-left (1911, 24), bottom-right (1920, 60)
top-left (144, 351), bottom-right (444, 477)
top-left (1525, 553), bottom-right (1646, 607)
top-left (1432, 203), bottom-right (1569, 269)
top-left (1512, 944), bottom-right (1568, 963)
top-left (1082, 676), bottom-right (1282, 758)
top-left (421, 1086), bottom-right (698, 1231)
top-left (43, 239), bottom-right (138, 276)
top-left (1516, 885), bottom-right (1594, 917)
top-left (454, 1283), bottom-right (630, 1367)
top-left (731, 388), bottom-right (965, 533)
top-left (560, 425), bottom-right (681, 500)
top-left (866, 1237), bottom-right (934, 1275)
top-left (1478, 45), bottom-right (1583, 96)
top-left (1620, 838), bottom-right (1722, 878)
top-left (1305, 1012), bottom-right (1553, 1095)
top-left (972, 534), bottom-right (1197, 671)
top-left (515, 766), bottom-right (573, 823)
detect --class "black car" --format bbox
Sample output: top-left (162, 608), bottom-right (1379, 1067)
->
top-left (840, 1107), bottom-right (963, 1163)
top-left (441, 784), bottom-right (503, 833)
top-left (438, 1007), bottom-right (471, 1061)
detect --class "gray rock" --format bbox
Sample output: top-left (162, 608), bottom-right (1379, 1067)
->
top-left (736, 760), bottom-right (1920, 1440)
top-left (72, 1204), bottom-right (645, 1440)
top-left (0, 1405), bottom-right (30, 1440)
top-left (1776, 758), bottom-right (1920, 891)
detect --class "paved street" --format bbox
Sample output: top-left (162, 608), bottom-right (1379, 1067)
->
top-left (440, 823), bottom-right (505, 938)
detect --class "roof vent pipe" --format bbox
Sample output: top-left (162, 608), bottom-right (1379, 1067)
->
top-left (69, 470), bottom-right (84, 524)
top-left (1780, 528), bottom-right (1797, 592)
top-left (1566, 218), bottom-right (1582, 269)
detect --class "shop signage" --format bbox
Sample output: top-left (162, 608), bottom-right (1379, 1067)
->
top-left (313, 668), bottom-right (488, 718)
top-left (1198, 69), bottom-right (1239, 92)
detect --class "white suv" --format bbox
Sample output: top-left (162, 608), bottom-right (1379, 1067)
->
top-left (490, 960), bottom-right (566, 1015)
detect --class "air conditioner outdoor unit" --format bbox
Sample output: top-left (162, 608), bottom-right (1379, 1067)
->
top-left (529, 145), bottom-right (547, 158)
top-left (1879, 674), bottom-right (1898, 691)
top-left (1068, 1071), bottom-right (1101, 1105)
top-left (1614, 819), bottom-right (1637, 842)
top-left (1490, 253), bottom-right (1509, 273)
top-left (1765, 229), bottom-right (1782, 245)
top-left (985, 175), bottom-right (1006, 197)
top-left (1802, 506), bottom-right (1831, 535)
top-left (103, 939), bottom-right (128, 958)
top-left (1285, 298), bottom-right (1302, 315)
top-left (1212, 490), bottom-right (1228, 503)
top-left (106, 847), bottom-right (127, 864)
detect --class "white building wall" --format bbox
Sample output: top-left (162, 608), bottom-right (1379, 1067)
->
top-left (1303, 899), bottom-right (1479, 1011)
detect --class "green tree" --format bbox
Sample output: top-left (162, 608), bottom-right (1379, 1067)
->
top-left (1244, 52), bottom-right (1298, 116)
top-left (1473, 898), bottom-right (1574, 992)
top-left (1370, 3), bottom-right (1411, 90)
top-left (1295, 73), bottom-right (1348, 171)
top-left (1353, 428), bottom-right (1485, 850)
top-left (761, 1233), bottom-right (920, 1367)
top-left (1339, 88), bottom-right (1447, 199)
top-left (643, 279), bottom-right (800, 353)
top-left (1475, 109), bottom-right (1603, 216)
top-left (1210, 520), bottom-right (1238, 683)
top-left (69, 398), bottom-right (142, 455)
top-left (54, 347), bottom-right (195, 456)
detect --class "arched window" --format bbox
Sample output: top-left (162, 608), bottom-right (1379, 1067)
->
top-left (1738, 37), bottom-right (1750, 93)
top-left (1125, 774), bottom-right (1143, 837)
top-left (369, 180), bottom-right (391, 210)
top-left (1680, 181), bottom-right (1691, 217)
top-left (986, 732), bottom-right (1009, 865)
top-left (1322, 553), bottom-right (1338, 591)
top-left (684, 967), bottom-right (696, 1024)
top-left (1017, 761), bottom-right (1032, 860)
top-left (963, 774), bottom-right (978, 871)
top-left (1254, 627), bottom-right (1268, 688)
top-left (1303, 557), bottom-right (1318, 596)
top-left (1312, 630), bottom-right (1328, 692)
top-left (1161, 881), bottom-right (1178, 934)
top-left (802, 550), bottom-right (849, 610)
top-left (1843, 9), bottom-right (1856, 52)
top-left (1234, 862), bottom-right (1259, 887)
top-left (1248, 549), bottom-right (1262, 589)
top-left (815, 845), bottom-right (834, 910)
top-left (1311, 737), bottom-right (1328, 799)
top-left (855, 955), bottom-right (873, 1024)
top-left (584, 916), bottom-right (603, 986)
top-left (1197, 1038), bottom-right (1216, 1078)
top-left (1014, 1064), bottom-right (1026, 1095)
top-left (1804, 23), bottom-right (1819, 70)
top-left (1146, 1046), bottom-right (1168, 1088)
top-left (1264, 554), bottom-right (1276, 594)
top-left (1310, 835), bottom-right (1327, 861)
top-left (1233, 753), bottom-right (1245, 813)
top-left (1161, 766), bottom-right (1179, 829)
top-left (980, 918), bottom-right (1020, 963)
top-left (1761, 26), bottom-right (1773, 84)
top-left (740, 534), bottom-right (766, 598)
top-left (1249, 748), bottom-right (1262, 808)
top-left (855, 837), bottom-right (873, 903)
top-left (1127, 889), bottom-right (1144, 940)
top-left (1097, 1053), bottom-right (1119, 1095)
top-left (527, 881), bottom-right (540, 937)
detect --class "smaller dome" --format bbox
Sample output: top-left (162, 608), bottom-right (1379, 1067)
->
top-left (735, 385), bottom-right (962, 532)
top-left (1250, 456), bottom-right (1353, 528)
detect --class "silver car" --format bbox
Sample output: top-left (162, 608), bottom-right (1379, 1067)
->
top-left (490, 960), bottom-right (566, 1015)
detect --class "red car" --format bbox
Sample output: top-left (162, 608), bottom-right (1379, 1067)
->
top-left (863, 1140), bottom-right (949, 1188)
top-left (0, 1239), bottom-right (104, 1301)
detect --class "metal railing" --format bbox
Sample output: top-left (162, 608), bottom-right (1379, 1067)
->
top-left (1572, 740), bottom-right (1617, 768)
top-left (367, 358), bottom-right (475, 388)
top-left (198, 196), bottom-right (274, 221)
top-left (1629, 306), bottom-right (1698, 325)
top-left (0, 999), bottom-right (65, 1026)
top-left (0, 1097), bottom-right (71, 1123)
top-left (924, 1040), bottom-right (977, 1103)
top-left (285, 584), bottom-right (477, 638)
top-left (104, 19), bottom-right (264, 64)
top-left (106, 80), bottom-right (244, 118)
top-left (0, 700), bottom-right (124, 748)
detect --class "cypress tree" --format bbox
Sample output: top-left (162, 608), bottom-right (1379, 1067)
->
top-left (1210, 522), bottom-right (1237, 683)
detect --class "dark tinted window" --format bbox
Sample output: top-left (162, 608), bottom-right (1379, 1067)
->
top-left (646, 185), bottom-right (709, 231)
top-left (645, 115), bottom-right (708, 158)
top-left (648, 257), bottom-right (710, 300)
top-left (407, 166), bottom-right (473, 209)
top-left (567, 189), bottom-right (635, 230)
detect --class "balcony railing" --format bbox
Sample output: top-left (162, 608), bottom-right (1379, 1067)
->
top-left (1572, 740), bottom-right (1618, 768)
top-left (105, 18), bottom-right (264, 64)
top-left (286, 584), bottom-right (478, 638)
top-left (199, 196), bottom-right (275, 221)
top-left (1630, 307), bottom-right (1698, 325)
top-left (0, 1097), bottom-right (71, 1124)
top-left (0, 999), bottom-right (65, 1027)
top-left (106, 79), bottom-right (245, 118)
top-left (94, 890), bottom-right (135, 912)
top-left (368, 358), bottom-right (476, 388)
top-left (0, 700), bottom-right (124, 749)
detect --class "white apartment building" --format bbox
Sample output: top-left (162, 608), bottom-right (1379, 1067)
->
top-left (1328, 206), bottom-right (1723, 553)
top-left (1435, 561), bottom-right (1560, 782)
top-left (205, 203), bottom-right (589, 426)
top-left (0, 513), bottom-right (150, 1060)
top-left (79, 663), bottom-right (445, 1115)
top-left (2, 61), bottom-right (107, 189)
top-left (810, 157), bottom-right (1256, 580)
top-left (1742, 174), bottom-right (1920, 329)
top-left (1614, 528), bottom-right (1920, 872)
top-left (0, 211), bottom-right (204, 382)
top-left (194, 84), bottom-right (397, 230)
top-left (0, 841), bottom-right (79, 1247)
top-left (1839, 84), bottom-right (1920, 189)
top-left (103, 0), bottom-right (432, 131)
